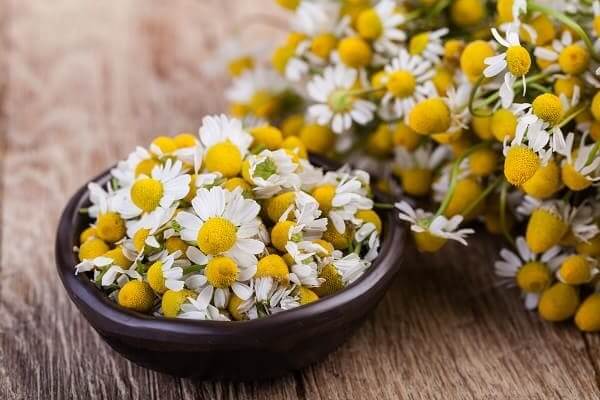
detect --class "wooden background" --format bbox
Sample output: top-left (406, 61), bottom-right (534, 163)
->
top-left (1, 1), bottom-right (599, 399)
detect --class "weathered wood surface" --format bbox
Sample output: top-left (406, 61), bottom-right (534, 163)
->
top-left (0, 1), bottom-right (599, 399)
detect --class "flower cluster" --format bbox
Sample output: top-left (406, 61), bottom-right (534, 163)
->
top-left (216, 0), bottom-right (600, 332)
top-left (74, 114), bottom-right (382, 321)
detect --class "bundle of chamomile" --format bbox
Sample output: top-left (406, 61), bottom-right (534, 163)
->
top-left (217, 0), bottom-right (600, 331)
top-left (75, 114), bottom-right (382, 321)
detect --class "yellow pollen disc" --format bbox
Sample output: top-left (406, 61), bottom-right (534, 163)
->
top-left (165, 237), bottom-right (188, 255)
top-left (272, 44), bottom-right (296, 74)
top-left (450, 0), bottom-right (486, 28)
top-left (506, 46), bottom-right (531, 77)
top-left (256, 254), bottom-right (289, 282)
top-left (561, 163), bottom-right (592, 191)
top-left (460, 40), bottom-right (495, 82)
top-left (337, 36), bottom-right (372, 68)
top-left (173, 133), bottom-right (198, 148)
top-left (205, 256), bottom-right (239, 288)
top-left (282, 136), bottom-right (308, 159)
top-left (311, 33), bottom-right (337, 59)
top-left (328, 90), bottom-right (355, 113)
top-left (133, 228), bottom-right (150, 252)
top-left (162, 289), bottom-right (195, 318)
top-left (313, 239), bottom-right (335, 256)
top-left (131, 178), bottom-right (164, 212)
top-left (370, 70), bottom-right (387, 100)
top-left (78, 237), bottom-right (109, 261)
top-left (275, 0), bottom-right (300, 10)
top-left (103, 247), bottom-right (131, 268)
top-left (522, 159), bottom-right (560, 199)
top-left (538, 283), bottom-right (579, 322)
top-left (526, 208), bottom-right (567, 254)
top-left (249, 90), bottom-right (279, 119)
top-left (223, 177), bottom-right (253, 196)
top-left (96, 212), bottom-right (126, 243)
top-left (229, 102), bottom-right (248, 118)
top-left (357, 8), bottom-right (382, 39)
top-left (117, 281), bottom-right (155, 313)
top-left (314, 264), bottom-right (344, 297)
top-left (496, 0), bottom-right (514, 23)
top-left (299, 124), bottom-right (335, 155)
top-left (204, 142), bottom-right (243, 178)
top-left (595, 16), bottom-right (600, 37)
top-left (355, 209), bottom-right (382, 233)
top-left (516, 262), bottom-right (551, 292)
top-left (575, 293), bottom-right (600, 332)
top-left (526, 14), bottom-right (556, 46)
top-left (298, 287), bottom-right (319, 305)
top-left (271, 220), bottom-right (295, 252)
top-left (197, 217), bottom-right (237, 255)
top-left (151, 136), bottom-right (177, 154)
top-left (399, 168), bottom-right (432, 197)
top-left (554, 76), bottom-right (581, 98)
top-left (228, 294), bottom-right (246, 321)
top-left (576, 235), bottom-right (600, 257)
top-left (79, 227), bottom-right (97, 244)
top-left (443, 39), bottom-right (464, 64)
top-left (251, 125), bottom-right (283, 150)
top-left (135, 158), bottom-right (158, 178)
top-left (228, 56), bottom-right (254, 77)
top-left (413, 230), bottom-right (447, 252)
top-left (185, 174), bottom-right (197, 202)
top-left (471, 114), bottom-right (493, 140)
top-left (445, 178), bottom-right (483, 218)
top-left (281, 114), bottom-right (305, 137)
top-left (393, 122), bottom-right (420, 151)
top-left (468, 148), bottom-right (498, 177)
top-left (558, 44), bottom-right (590, 75)
top-left (266, 191), bottom-right (296, 223)
top-left (387, 70), bottom-right (417, 98)
top-left (147, 261), bottom-right (167, 294)
top-left (503, 145), bottom-right (540, 186)
top-left (322, 223), bottom-right (353, 250)
top-left (312, 185), bottom-right (336, 213)
top-left (432, 66), bottom-right (454, 96)
top-left (408, 98), bottom-right (451, 135)
top-left (409, 32), bottom-right (429, 56)
top-left (559, 255), bottom-right (591, 285)
top-left (532, 93), bottom-right (563, 125)
top-left (592, 91), bottom-right (600, 122)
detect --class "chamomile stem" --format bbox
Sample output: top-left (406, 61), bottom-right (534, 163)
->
top-left (585, 142), bottom-right (600, 165)
top-left (349, 87), bottom-right (385, 97)
top-left (462, 176), bottom-right (503, 217)
top-left (434, 142), bottom-right (491, 219)
top-left (374, 202), bottom-right (395, 209)
top-left (528, 1), bottom-right (600, 62)
top-left (428, 0), bottom-right (451, 17)
top-left (557, 103), bottom-right (588, 128)
top-left (499, 180), bottom-right (516, 248)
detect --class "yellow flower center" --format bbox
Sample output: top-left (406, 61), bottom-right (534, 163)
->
top-left (96, 212), bottom-right (126, 243)
top-left (272, 44), bottom-right (296, 74)
top-left (223, 177), bottom-right (253, 196)
top-left (313, 239), bottom-right (335, 256)
top-left (516, 262), bottom-right (551, 293)
top-left (299, 123), bottom-right (335, 155)
top-left (337, 36), bottom-right (372, 68)
top-left (443, 39), bottom-right (464, 64)
top-left (151, 136), bottom-right (177, 154)
top-left (282, 136), bottom-right (308, 159)
top-left (228, 294), bottom-right (246, 321)
top-left (314, 264), bottom-right (344, 297)
top-left (450, 0), bottom-right (486, 27)
top-left (173, 133), bottom-right (198, 148)
top-left (594, 16), bottom-right (600, 37)
top-left (496, 0), bottom-right (514, 23)
top-left (281, 114), bottom-right (305, 137)
top-left (561, 162), bottom-right (592, 191)
top-left (229, 102), bottom-right (249, 118)
top-left (522, 159), bottom-right (560, 199)
top-left (524, 14), bottom-right (556, 45)
top-left (162, 289), bottom-right (195, 318)
top-left (387, 70), bottom-right (417, 98)
top-left (355, 209), bottom-right (382, 233)
top-left (312, 185), bottom-right (337, 213)
top-left (131, 178), bottom-right (164, 212)
top-left (133, 228), bottom-right (150, 252)
top-left (322, 223), bottom-right (353, 250)
top-left (445, 178), bottom-right (483, 218)
top-left (398, 168), bottom-right (432, 197)
top-left (460, 40), bottom-right (495, 82)
top-left (328, 90), bottom-right (355, 113)
top-left (413, 230), bottom-right (447, 252)
top-left (532, 93), bottom-right (562, 125)
top-left (559, 255), bottom-right (591, 285)
top-left (393, 122), bottom-right (421, 151)
top-left (165, 237), bottom-right (188, 256)
top-left (228, 56), bottom-right (254, 77)
top-left (506, 45), bottom-right (531, 77)
top-left (251, 125), bottom-right (283, 150)
top-left (298, 287), bottom-right (319, 305)
top-left (275, 0), bottom-right (300, 10)
top-left (408, 98), bottom-right (451, 135)
top-left (205, 256), bottom-right (239, 288)
top-left (249, 90), bottom-right (279, 118)
top-left (78, 237), bottom-right (109, 261)
top-left (576, 234), bottom-right (600, 257)
top-left (472, 113), bottom-right (493, 140)
top-left (197, 217), bottom-right (237, 255)
top-left (135, 158), bottom-right (158, 177)
top-left (575, 293), bottom-right (600, 332)
top-left (266, 191), bottom-right (296, 223)
top-left (558, 44), bottom-right (590, 75)
top-left (468, 148), bottom-right (498, 177)
top-left (356, 8), bottom-right (382, 39)
top-left (432, 66), bottom-right (454, 96)
top-left (503, 145), bottom-right (540, 186)
top-left (117, 281), bottom-right (155, 313)
top-left (103, 247), bottom-right (131, 268)
top-left (311, 33), bottom-right (337, 60)
top-left (409, 32), bottom-right (429, 56)
top-left (256, 254), bottom-right (289, 282)
top-left (147, 261), bottom-right (167, 294)
top-left (204, 142), bottom-right (243, 178)
top-left (526, 208), bottom-right (567, 253)
top-left (553, 76), bottom-right (581, 99)
top-left (367, 124), bottom-right (393, 157)
top-left (79, 226), bottom-right (97, 244)
top-left (271, 220), bottom-right (296, 252)
top-left (538, 283), bottom-right (579, 322)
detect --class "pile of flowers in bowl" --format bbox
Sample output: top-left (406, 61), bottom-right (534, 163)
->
top-left (74, 114), bottom-right (383, 321)
top-left (216, 0), bottom-right (600, 332)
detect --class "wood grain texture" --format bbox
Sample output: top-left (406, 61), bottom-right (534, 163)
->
top-left (0, 1), bottom-right (599, 399)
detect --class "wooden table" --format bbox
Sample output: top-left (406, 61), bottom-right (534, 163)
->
top-left (1, 1), bottom-right (599, 398)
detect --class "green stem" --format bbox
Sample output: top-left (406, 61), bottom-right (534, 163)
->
top-left (428, 0), bottom-right (451, 17)
top-left (499, 180), bottom-right (516, 248)
top-left (528, 83), bottom-right (549, 93)
top-left (461, 176), bottom-right (503, 217)
top-left (374, 202), bottom-right (394, 210)
top-left (585, 142), bottom-right (600, 166)
top-left (557, 103), bottom-right (588, 128)
top-left (528, 1), bottom-right (600, 62)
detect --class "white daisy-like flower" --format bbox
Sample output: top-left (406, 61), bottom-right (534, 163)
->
top-left (328, 251), bottom-right (370, 286)
top-left (495, 236), bottom-right (565, 309)
top-left (557, 132), bottom-right (600, 187)
top-left (380, 49), bottom-right (436, 120)
top-left (110, 146), bottom-right (153, 187)
top-left (445, 81), bottom-right (473, 132)
top-left (87, 182), bottom-right (121, 219)
top-left (356, 0), bottom-right (406, 55)
top-left (225, 68), bottom-right (287, 114)
top-left (245, 149), bottom-right (301, 198)
top-left (285, 241), bottom-right (324, 287)
top-left (534, 30), bottom-right (590, 75)
top-left (178, 292), bottom-right (230, 321)
top-left (281, 191), bottom-right (329, 240)
top-left (407, 28), bottom-right (448, 64)
top-left (148, 251), bottom-right (187, 292)
top-left (307, 64), bottom-right (376, 134)
top-left (506, 116), bottom-right (554, 165)
top-left (123, 205), bottom-right (177, 258)
top-left (395, 143), bottom-right (449, 177)
top-left (175, 186), bottom-right (264, 267)
top-left (117, 159), bottom-right (190, 218)
top-left (199, 113), bottom-right (253, 157)
top-left (565, 202), bottom-right (600, 243)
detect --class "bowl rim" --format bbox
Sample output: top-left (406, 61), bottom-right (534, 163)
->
top-left (55, 162), bottom-right (405, 343)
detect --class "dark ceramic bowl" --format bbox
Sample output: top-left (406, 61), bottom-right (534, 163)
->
top-left (55, 162), bottom-right (405, 380)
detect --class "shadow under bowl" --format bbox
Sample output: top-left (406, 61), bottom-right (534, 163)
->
top-left (55, 164), bottom-right (405, 380)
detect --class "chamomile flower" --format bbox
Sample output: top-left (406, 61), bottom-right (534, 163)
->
top-left (495, 236), bottom-right (565, 309)
top-left (355, 0), bottom-right (406, 55)
top-left (557, 254), bottom-right (599, 285)
top-left (147, 251), bottom-right (187, 293)
top-left (534, 30), bottom-right (591, 75)
top-left (176, 186), bottom-right (264, 266)
top-left (395, 144), bottom-right (450, 197)
top-left (307, 64), bottom-right (376, 133)
top-left (178, 292), bottom-right (230, 321)
top-left (110, 146), bottom-right (155, 187)
top-left (408, 28), bottom-right (448, 64)
top-left (285, 241), bottom-right (324, 287)
top-left (226, 68), bottom-right (286, 119)
top-left (244, 149), bottom-right (301, 198)
top-left (558, 132), bottom-right (600, 191)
